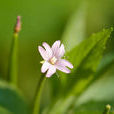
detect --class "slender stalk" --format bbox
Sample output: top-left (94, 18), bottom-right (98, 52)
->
top-left (33, 74), bottom-right (46, 114)
top-left (8, 33), bottom-right (18, 85)
top-left (8, 16), bottom-right (21, 86)
top-left (103, 104), bottom-right (111, 114)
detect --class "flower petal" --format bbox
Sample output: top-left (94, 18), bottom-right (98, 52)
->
top-left (55, 61), bottom-right (71, 73)
top-left (58, 59), bottom-right (73, 69)
top-left (57, 44), bottom-right (65, 58)
top-left (43, 42), bottom-right (52, 58)
top-left (56, 65), bottom-right (71, 73)
top-left (38, 46), bottom-right (49, 60)
top-left (46, 65), bottom-right (56, 77)
top-left (41, 61), bottom-right (50, 73)
top-left (52, 40), bottom-right (61, 55)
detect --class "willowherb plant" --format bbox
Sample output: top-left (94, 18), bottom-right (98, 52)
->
top-left (0, 15), bottom-right (113, 114)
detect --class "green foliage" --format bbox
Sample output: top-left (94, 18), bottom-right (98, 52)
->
top-left (0, 80), bottom-right (29, 114)
top-left (0, 0), bottom-right (83, 102)
top-left (47, 28), bottom-right (113, 114)
top-left (0, 0), bottom-right (114, 113)
top-left (63, 28), bottom-right (112, 95)
top-left (0, 107), bottom-right (12, 114)
top-left (74, 64), bottom-right (114, 114)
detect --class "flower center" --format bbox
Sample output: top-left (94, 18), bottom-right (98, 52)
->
top-left (50, 56), bottom-right (57, 65)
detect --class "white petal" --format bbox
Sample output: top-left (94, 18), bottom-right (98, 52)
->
top-left (52, 40), bottom-right (61, 55)
top-left (56, 64), bottom-right (71, 73)
top-left (55, 61), bottom-right (71, 73)
top-left (57, 44), bottom-right (65, 58)
top-left (38, 46), bottom-right (49, 60)
top-left (46, 65), bottom-right (56, 77)
top-left (59, 59), bottom-right (73, 69)
top-left (41, 61), bottom-right (50, 73)
top-left (43, 42), bottom-right (52, 58)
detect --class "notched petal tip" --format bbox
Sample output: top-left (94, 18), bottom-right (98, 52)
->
top-left (38, 46), bottom-right (41, 52)
top-left (42, 42), bottom-right (50, 47)
top-left (55, 40), bottom-right (61, 43)
top-left (61, 68), bottom-right (71, 73)
top-left (46, 74), bottom-right (51, 78)
top-left (66, 70), bottom-right (71, 73)
top-left (52, 40), bottom-right (61, 48)
top-left (56, 63), bottom-right (71, 74)
top-left (68, 62), bottom-right (74, 69)
top-left (69, 63), bottom-right (73, 69)
top-left (42, 42), bottom-right (47, 46)
top-left (38, 46), bottom-right (42, 50)
top-left (42, 42), bottom-right (52, 58)
top-left (65, 68), bottom-right (71, 73)
top-left (38, 46), bottom-right (44, 53)
top-left (59, 59), bottom-right (73, 69)
top-left (56, 40), bottom-right (61, 43)
top-left (46, 72), bottom-right (53, 78)
top-left (38, 46), bottom-right (49, 60)
top-left (45, 65), bottom-right (56, 77)
top-left (59, 44), bottom-right (65, 57)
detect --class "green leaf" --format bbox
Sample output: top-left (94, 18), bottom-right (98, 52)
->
top-left (74, 64), bottom-right (114, 114)
top-left (49, 28), bottom-right (113, 114)
top-left (0, 80), bottom-right (29, 114)
top-left (97, 51), bottom-right (114, 73)
top-left (62, 2), bottom-right (86, 52)
top-left (63, 28), bottom-right (113, 96)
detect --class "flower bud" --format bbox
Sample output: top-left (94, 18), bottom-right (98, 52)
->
top-left (14, 16), bottom-right (21, 33)
top-left (106, 104), bottom-right (111, 111)
top-left (103, 104), bottom-right (111, 114)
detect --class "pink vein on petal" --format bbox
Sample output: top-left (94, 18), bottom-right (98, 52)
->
top-left (41, 61), bottom-right (50, 73)
top-left (57, 44), bottom-right (65, 58)
top-left (59, 59), bottom-right (73, 69)
top-left (38, 46), bottom-right (49, 60)
top-left (46, 65), bottom-right (56, 77)
top-left (52, 40), bottom-right (61, 55)
top-left (56, 65), bottom-right (71, 73)
top-left (43, 42), bottom-right (52, 58)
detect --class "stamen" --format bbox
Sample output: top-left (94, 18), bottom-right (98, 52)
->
top-left (50, 56), bottom-right (57, 65)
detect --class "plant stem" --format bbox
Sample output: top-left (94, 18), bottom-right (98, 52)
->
top-left (33, 74), bottom-right (46, 114)
top-left (8, 33), bottom-right (18, 86)
top-left (8, 16), bottom-right (21, 86)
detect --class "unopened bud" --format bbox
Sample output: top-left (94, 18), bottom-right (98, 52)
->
top-left (14, 16), bottom-right (21, 33)
top-left (106, 104), bottom-right (111, 111)
top-left (103, 104), bottom-right (111, 114)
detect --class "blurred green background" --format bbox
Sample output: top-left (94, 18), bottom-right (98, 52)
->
top-left (0, 0), bottom-right (114, 113)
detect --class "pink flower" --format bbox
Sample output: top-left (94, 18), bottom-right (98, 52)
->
top-left (38, 40), bottom-right (73, 77)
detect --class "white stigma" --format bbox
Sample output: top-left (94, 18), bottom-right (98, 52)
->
top-left (50, 56), bottom-right (57, 65)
